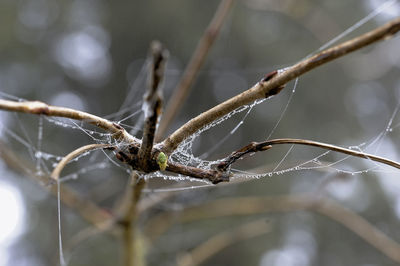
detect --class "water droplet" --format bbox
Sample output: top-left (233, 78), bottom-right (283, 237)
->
top-left (36, 170), bottom-right (44, 176)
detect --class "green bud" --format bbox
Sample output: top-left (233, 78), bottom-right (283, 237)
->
top-left (157, 152), bottom-right (168, 171)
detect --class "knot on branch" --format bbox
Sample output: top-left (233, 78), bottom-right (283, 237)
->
top-left (29, 101), bottom-right (50, 115)
top-left (260, 70), bottom-right (286, 98)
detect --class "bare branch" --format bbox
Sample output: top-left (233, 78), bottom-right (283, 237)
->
top-left (166, 161), bottom-right (230, 184)
top-left (51, 143), bottom-right (112, 180)
top-left (0, 141), bottom-right (112, 227)
top-left (0, 99), bottom-right (138, 145)
top-left (118, 172), bottom-right (146, 266)
top-left (161, 17), bottom-right (400, 154)
top-left (146, 195), bottom-right (400, 264)
top-left (156, 0), bottom-right (234, 140)
top-left (177, 219), bottom-right (270, 266)
top-left (115, 147), bottom-right (230, 183)
top-left (139, 41), bottom-right (168, 171)
top-left (217, 138), bottom-right (400, 172)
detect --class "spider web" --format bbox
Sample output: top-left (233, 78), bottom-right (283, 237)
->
top-left (0, 0), bottom-right (397, 189)
top-left (0, 1), bottom-right (400, 265)
top-left (155, 0), bottom-right (400, 190)
top-left (0, 1), bottom-right (399, 189)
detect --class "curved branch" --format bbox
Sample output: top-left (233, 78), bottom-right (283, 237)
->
top-left (0, 140), bottom-right (113, 227)
top-left (51, 143), bottom-right (113, 180)
top-left (0, 99), bottom-right (138, 145)
top-left (217, 138), bottom-right (400, 171)
top-left (161, 17), bottom-right (400, 153)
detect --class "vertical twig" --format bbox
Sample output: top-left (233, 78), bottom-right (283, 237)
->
top-left (156, 0), bottom-right (234, 140)
top-left (138, 41), bottom-right (168, 171)
top-left (121, 172), bottom-right (146, 266)
top-left (121, 41), bottom-right (168, 266)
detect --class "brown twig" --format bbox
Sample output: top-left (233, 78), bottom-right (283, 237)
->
top-left (166, 161), bottom-right (230, 184)
top-left (138, 41), bottom-right (168, 171)
top-left (65, 220), bottom-right (119, 256)
top-left (217, 138), bottom-right (400, 172)
top-left (177, 219), bottom-right (270, 266)
top-left (119, 41), bottom-right (168, 266)
top-left (0, 140), bottom-right (112, 228)
top-left (156, 0), bottom-right (234, 140)
top-left (119, 172), bottom-right (146, 266)
top-left (51, 143), bottom-right (113, 180)
top-left (0, 99), bottom-right (138, 145)
top-left (146, 195), bottom-right (400, 264)
top-left (3, 18), bottom-right (400, 185)
top-left (160, 17), bottom-right (400, 154)
top-left (115, 146), bottom-right (230, 184)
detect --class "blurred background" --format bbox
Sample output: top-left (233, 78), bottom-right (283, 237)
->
top-left (1, 0), bottom-right (400, 265)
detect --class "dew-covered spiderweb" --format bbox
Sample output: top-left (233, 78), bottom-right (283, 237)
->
top-left (0, 2), bottom-right (397, 189)
top-left (0, 0), bottom-right (400, 265)
top-left (154, 0), bottom-right (400, 189)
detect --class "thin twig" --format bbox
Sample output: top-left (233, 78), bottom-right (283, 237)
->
top-left (119, 172), bottom-right (146, 266)
top-left (156, 0), bottom-right (234, 140)
top-left (0, 141), bottom-right (113, 227)
top-left (65, 220), bottom-right (118, 256)
top-left (115, 148), bottom-right (230, 184)
top-left (118, 42), bottom-right (163, 265)
top-left (177, 219), bottom-right (270, 266)
top-left (138, 41), bottom-right (168, 171)
top-left (166, 161), bottom-right (230, 184)
top-left (51, 143), bottom-right (113, 180)
top-left (160, 17), bottom-right (400, 154)
top-left (146, 195), bottom-right (400, 264)
top-left (121, 41), bottom-right (168, 266)
top-left (0, 99), bottom-right (138, 145)
top-left (217, 138), bottom-right (400, 171)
